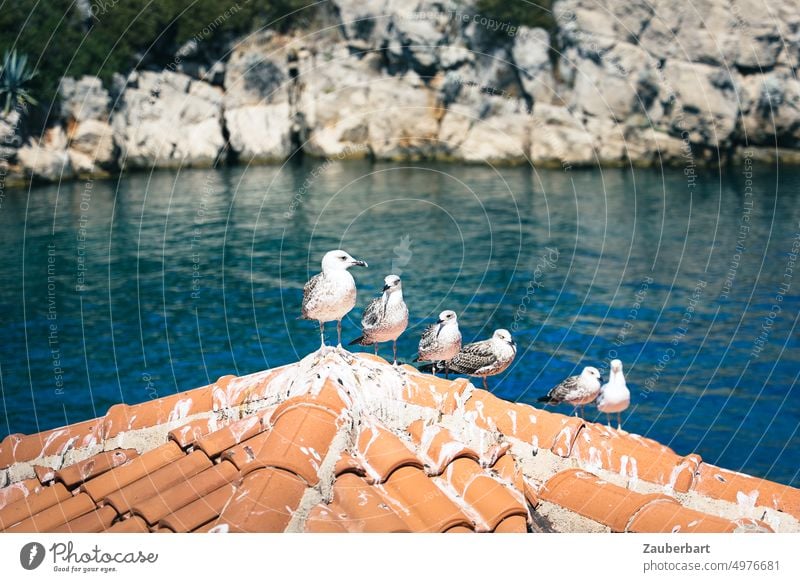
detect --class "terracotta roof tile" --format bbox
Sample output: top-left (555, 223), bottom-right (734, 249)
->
top-left (628, 498), bottom-right (742, 533)
top-left (195, 413), bottom-right (268, 459)
top-left (56, 449), bottom-right (139, 489)
top-left (691, 462), bottom-right (800, 519)
top-left (211, 368), bottom-right (286, 410)
top-left (0, 478), bottom-right (42, 510)
top-left (570, 423), bottom-right (701, 491)
top-left (51, 505), bottom-right (117, 533)
top-left (106, 515), bottom-right (149, 533)
top-left (103, 450), bottom-right (212, 515)
top-left (382, 466), bottom-right (473, 532)
top-left (439, 457), bottom-right (528, 531)
top-left (444, 525), bottom-right (475, 533)
top-left (159, 482), bottom-right (237, 533)
top-left (0, 419), bottom-right (103, 468)
top-left (333, 453), bottom-right (366, 479)
top-left (303, 504), bottom-right (350, 533)
top-left (103, 387), bottom-right (214, 439)
top-left (357, 424), bottom-right (423, 483)
top-left (272, 377), bottom-right (349, 418)
top-left (407, 421), bottom-right (480, 475)
top-left (540, 469), bottom-right (672, 532)
top-left (6, 492), bottom-right (97, 532)
top-left (168, 418), bottom-right (223, 449)
top-left (1, 350), bottom-right (797, 534)
top-left (132, 460), bottom-right (238, 525)
top-left (464, 390), bottom-right (584, 455)
top-left (313, 473), bottom-right (410, 532)
top-left (33, 465), bottom-right (56, 485)
top-left (0, 482), bottom-right (70, 530)
top-left (401, 373), bottom-right (471, 414)
top-left (81, 441), bottom-right (184, 502)
top-left (494, 515), bottom-right (528, 533)
top-left (236, 406), bottom-right (339, 484)
top-left (213, 467), bottom-right (307, 533)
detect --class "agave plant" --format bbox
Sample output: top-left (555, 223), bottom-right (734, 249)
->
top-left (0, 50), bottom-right (38, 115)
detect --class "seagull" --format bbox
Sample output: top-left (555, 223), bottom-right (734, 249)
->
top-left (349, 275), bottom-right (408, 364)
top-left (596, 359), bottom-right (630, 429)
top-left (436, 328), bottom-right (516, 389)
top-left (413, 310), bottom-right (462, 377)
top-left (537, 366), bottom-right (602, 417)
top-left (301, 249), bottom-right (368, 348)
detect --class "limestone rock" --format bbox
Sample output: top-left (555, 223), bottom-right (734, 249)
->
top-left (59, 76), bottom-right (111, 122)
top-left (17, 127), bottom-right (74, 180)
top-left (530, 104), bottom-right (596, 166)
top-left (112, 71), bottom-right (225, 168)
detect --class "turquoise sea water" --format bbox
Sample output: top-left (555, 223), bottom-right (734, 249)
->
top-left (0, 160), bottom-right (798, 486)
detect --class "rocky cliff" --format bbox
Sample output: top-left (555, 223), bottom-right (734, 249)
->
top-left (2, 0), bottom-right (799, 185)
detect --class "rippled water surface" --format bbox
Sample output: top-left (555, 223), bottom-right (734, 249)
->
top-left (1, 161), bottom-right (798, 486)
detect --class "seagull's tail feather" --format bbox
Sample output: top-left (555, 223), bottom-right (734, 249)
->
top-left (417, 362), bottom-right (436, 373)
top-left (536, 395), bottom-right (553, 403)
top-left (348, 335), bottom-right (372, 346)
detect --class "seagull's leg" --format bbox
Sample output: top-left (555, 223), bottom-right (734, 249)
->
top-left (335, 319), bottom-right (343, 348)
top-left (482, 376), bottom-right (488, 390)
top-left (606, 414), bottom-right (611, 428)
top-left (319, 322), bottom-right (325, 349)
top-left (373, 343), bottom-right (378, 355)
top-left (392, 340), bottom-right (398, 366)
top-left (617, 412), bottom-right (622, 431)
top-left (445, 362), bottom-right (449, 380)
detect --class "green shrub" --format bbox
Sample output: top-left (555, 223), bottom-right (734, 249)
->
top-left (0, 0), bottom-right (315, 109)
top-left (475, 0), bottom-right (556, 32)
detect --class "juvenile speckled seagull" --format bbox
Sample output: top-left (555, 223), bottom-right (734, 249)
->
top-left (414, 310), bottom-right (462, 377)
top-left (301, 249), bottom-right (368, 348)
top-left (441, 328), bottom-right (516, 389)
top-left (596, 359), bottom-right (630, 430)
top-left (538, 366), bottom-right (602, 418)
top-left (349, 274), bottom-right (408, 364)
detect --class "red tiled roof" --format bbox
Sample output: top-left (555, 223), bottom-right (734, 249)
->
top-left (0, 350), bottom-right (798, 533)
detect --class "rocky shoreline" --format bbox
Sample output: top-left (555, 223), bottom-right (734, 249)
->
top-left (2, 0), bottom-right (799, 188)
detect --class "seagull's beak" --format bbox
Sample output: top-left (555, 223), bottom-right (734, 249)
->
top-left (436, 322), bottom-right (444, 337)
top-left (382, 283), bottom-right (391, 292)
top-left (352, 259), bottom-right (368, 267)
top-left (509, 338), bottom-right (516, 347)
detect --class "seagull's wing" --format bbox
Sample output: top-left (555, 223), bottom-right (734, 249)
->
top-left (448, 339), bottom-right (497, 374)
top-left (360, 296), bottom-right (383, 330)
top-left (300, 273), bottom-right (323, 318)
top-left (547, 375), bottom-right (579, 402)
top-left (417, 323), bottom-right (438, 350)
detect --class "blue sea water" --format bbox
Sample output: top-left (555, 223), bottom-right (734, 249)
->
top-left (0, 160), bottom-right (798, 486)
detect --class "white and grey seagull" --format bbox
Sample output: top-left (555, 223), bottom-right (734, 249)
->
top-left (349, 274), bottom-right (408, 364)
top-left (413, 310), bottom-right (462, 377)
top-left (300, 249), bottom-right (368, 348)
top-left (430, 328), bottom-right (516, 389)
top-left (538, 366), bottom-right (602, 417)
top-left (596, 359), bottom-right (630, 429)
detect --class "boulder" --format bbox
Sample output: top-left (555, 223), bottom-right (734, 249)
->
top-left (511, 27), bottom-right (554, 105)
top-left (740, 69), bottom-right (800, 148)
top-left (225, 104), bottom-right (293, 161)
top-left (530, 104), bottom-right (596, 166)
top-left (58, 76), bottom-right (111, 122)
top-left (17, 127), bottom-right (74, 180)
top-left (66, 119), bottom-right (116, 174)
top-left (299, 50), bottom-right (375, 158)
top-left (366, 75), bottom-right (441, 160)
top-left (112, 71), bottom-right (225, 168)
top-left (660, 61), bottom-right (739, 146)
